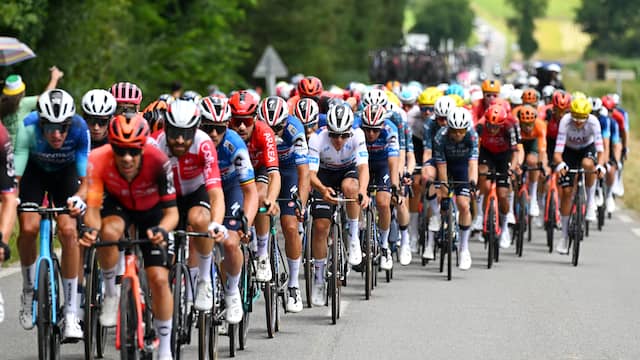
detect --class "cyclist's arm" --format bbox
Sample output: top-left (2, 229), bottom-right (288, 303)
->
top-left (292, 132), bottom-right (310, 206)
top-left (297, 163), bottom-right (310, 207)
top-left (208, 187), bottom-right (225, 224)
top-left (241, 181), bottom-right (259, 227)
top-left (200, 138), bottom-right (225, 224)
top-left (72, 120), bottom-right (91, 200)
top-left (405, 150), bottom-right (416, 176)
top-left (357, 163), bottom-right (370, 196)
top-left (355, 130), bottom-right (370, 196)
top-left (265, 171), bottom-right (281, 206)
top-left (158, 205), bottom-right (179, 234)
top-left (84, 206), bottom-right (102, 235)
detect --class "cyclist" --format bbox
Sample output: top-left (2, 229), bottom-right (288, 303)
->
top-left (361, 104), bottom-right (400, 269)
top-left (602, 95), bottom-right (626, 197)
top-left (472, 79), bottom-right (501, 124)
top-left (200, 95), bottom-right (258, 323)
top-left (228, 90), bottom-right (280, 282)
top-left (156, 99), bottom-right (228, 314)
top-left (257, 96), bottom-right (310, 313)
top-left (541, 85), bottom-right (555, 105)
top-left (553, 97), bottom-right (606, 254)
top-left (295, 97), bottom-right (321, 140)
top-left (143, 99), bottom-right (169, 136)
top-left (288, 76), bottom-right (323, 114)
top-left (308, 104), bottom-right (369, 306)
top-left (0, 120), bottom-right (17, 322)
top-left (433, 108), bottom-right (478, 270)
top-left (542, 91), bottom-right (572, 166)
top-left (81, 89), bottom-right (117, 149)
top-left (517, 105), bottom-right (549, 217)
top-left (590, 98), bottom-right (618, 213)
top-left (14, 89), bottom-right (89, 339)
top-left (422, 95), bottom-right (456, 259)
top-left (110, 81), bottom-right (143, 114)
top-left (80, 113), bottom-right (178, 360)
top-left (476, 104), bottom-right (521, 249)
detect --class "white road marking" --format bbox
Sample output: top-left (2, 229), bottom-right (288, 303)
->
top-left (618, 214), bottom-right (633, 223)
top-left (326, 299), bottom-right (350, 317)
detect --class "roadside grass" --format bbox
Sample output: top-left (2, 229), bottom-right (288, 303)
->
top-left (533, 18), bottom-right (589, 61)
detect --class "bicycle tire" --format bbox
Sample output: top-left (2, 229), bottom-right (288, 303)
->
top-left (447, 204), bottom-right (454, 281)
top-left (516, 195), bottom-right (526, 257)
top-left (330, 223), bottom-right (339, 325)
top-left (572, 189), bottom-right (584, 267)
top-left (303, 217), bottom-right (313, 308)
top-left (197, 312), bottom-right (213, 360)
top-left (364, 209), bottom-right (373, 300)
top-left (597, 203), bottom-right (605, 230)
top-left (170, 264), bottom-right (190, 360)
top-left (439, 227), bottom-right (445, 273)
top-left (487, 199), bottom-right (496, 269)
top-left (238, 249), bottom-right (251, 350)
top-left (265, 233), bottom-right (277, 338)
top-left (546, 190), bottom-right (556, 253)
top-left (527, 214), bottom-right (532, 243)
top-left (84, 248), bottom-right (106, 360)
top-left (119, 278), bottom-right (138, 360)
top-left (36, 261), bottom-right (53, 360)
top-left (228, 323), bottom-right (237, 358)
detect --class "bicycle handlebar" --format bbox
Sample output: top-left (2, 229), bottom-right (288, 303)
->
top-left (18, 202), bottom-right (70, 215)
top-left (90, 239), bottom-right (152, 249)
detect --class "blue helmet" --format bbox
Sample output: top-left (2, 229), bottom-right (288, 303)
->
top-left (445, 84), bottom-right (464, 98)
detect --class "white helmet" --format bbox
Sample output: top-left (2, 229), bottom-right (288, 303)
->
top-left (528, 76), bottom-right (539, 87)
top-left (362, 89), bottom-right (388, 107)
top-left (447, 107), bottom-right (472, 130)
top-left (542, 85), bottom-right (555, 99)
top-left (589, 97), bottom-right (603, 112)
top-left (199, 96), bottom-right (231, 123)
top-left (181, 90), bottom-right (202, 103)
top-left (82, 89), bottom-right (117, 117)
top-left (611, 93), bottom-right (620, 105)
top-left (547, 63), bottom-right (561, 73)
top-left (294, 98), bottom-right (319, 126)
top-left (434, 96), bottom-right (457, 118)
top-left (166, 99), bottom-right (200, 128)
top-left (500, 83), bottom-right (515, 100)
top-left (509, 89), bottom-right (524, 105)
top-left (38, 89), bottom-right (76, 123)
top-left (361, 104), bottom-right (387, 128)
top-left (257, 96), bottom-right (289, 128)
top-left (326, 104), bottom-right (354, 133)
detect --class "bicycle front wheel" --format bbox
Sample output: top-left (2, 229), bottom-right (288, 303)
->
top-left (303, 217), bottom-right (313, 308)
top-left (546, 190), bottom-right (556, 253)
top-left (330, 223), bottom-right (340, 325)
top-left (84, 247), bottom-right (106, 360)
top-left (37, 261), bottom-right (55, 360)
top-left (119, 278), bottom-right (138, 360)
top-left (170, 265), bottom-right (190, 359)
top-left (364, 209), bottom-right (373, 300)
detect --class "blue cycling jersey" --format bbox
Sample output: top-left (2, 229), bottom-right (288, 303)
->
top-left (216, 128), bottom-right (255, 186)
top-left (597, 113), bottom-right (611, 140)
top-left (14, 112), bottom-right (89, 176)
top-left (423, 116), bottom-right (445, 151)
top-left (277, 115), bottom-right (308, 168)
top-left (386, 110), bottom-right (412, 152)
top-left (609, 115), bottom-right (621, 145)
top-left (433, 127), bottom-right (479, 164)
top-left (366, 119), bottom-right (399, 163)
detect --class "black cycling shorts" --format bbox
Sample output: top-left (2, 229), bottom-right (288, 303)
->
top-left (479, 147), bottom-right (512, 188)
top-left (311, 165), bottom-right (358, 219)
top-left (176, 185), bottom-right (211, 230)
top-left (559, 144), bottom-right (597, 187)
top-left (20, 160), bottom-right (79, 206)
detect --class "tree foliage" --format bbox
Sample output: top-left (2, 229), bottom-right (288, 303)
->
top-left (410, 0), bottom-right (474, 48)
top-left (506, 0), bottom-right (548, 59)
top-left (576, 0), bottom-right (640, 57)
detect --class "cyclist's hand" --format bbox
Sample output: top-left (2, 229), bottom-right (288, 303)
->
top-left (555, 162), bottom-right (568, 176)
top-left (596, 164), bottom-right (607, 178)
top-left (236, 229), bottom-right (251, 244)
top-left (263, 200), bottom-right (279, 216)
top-left (402, 172), bottom-right (413, 186)
top-left (208, 222), bottom-right (228, 243)
top-left (67, 195), bottom-right (86, 217)
top-left (49, 66), bottom-right (64, 81)
top-left (321, 187), bottom-right (338, 205)
top-left (0, 234), bottom-right (10, 262)
top-left (358, 192), bottom-right (370, 209)
top-left (295, 206), bottom-right (305, 223)
top-left (147, 226), bottom-right (169, 246)
top-left (79, 227), bottom-right (98, 247)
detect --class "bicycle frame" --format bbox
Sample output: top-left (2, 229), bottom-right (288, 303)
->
top-left (480, 173), bottom-right (502, 237)
top-left (544, 173), bottom-right (561, 225)
top-left (115, 249), bottom-right (146, 351)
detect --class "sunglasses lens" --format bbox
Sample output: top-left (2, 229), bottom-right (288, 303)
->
top-left (231, 117), bottom-right (254, 128)
top-left (166, 126), bottom-right (196, 139)
top-left (43, 123), bottom-right (70, 133)
top-left (112, 145), bottom-right (142, 157)
top-left (87, 117), bottom-right (110, 127)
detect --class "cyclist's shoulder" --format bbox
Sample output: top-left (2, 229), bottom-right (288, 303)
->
top-left (222, 129), bottom-right (248, 153)
top-left (22, 111), bottom-right (39, 126)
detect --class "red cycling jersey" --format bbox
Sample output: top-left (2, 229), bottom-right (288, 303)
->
top-left (611, 108), bottom-right (626, 132)
top-left (155, 129), bottom-right (222, 196)
top-left (87, 143), bottom-right (176, 211)
top-left (476, 117), bottom-right (519, 154)
top-left (247, 120), bottom-right (279, 172)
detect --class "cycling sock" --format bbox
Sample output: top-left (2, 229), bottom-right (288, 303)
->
top-left (587, 184), bottom-right (596, 206)
top-left (314, 259), bottom-right (326, 283)
top-left (380, 229), bottom-right (390, 249)
top-left (561, 215), bottom-right (570, 241)
top-left (198, 253), bottom-right (212, 282)
top-left (427, 231), bottom-right (435, 249)
top-left (409, 212), bottom-right (419, 240)
top-left (225, 272), bottom-right (241, 295)
top-left (63, 277), bottom-right (78, 315)
top-left (154, 318), bottom-right (172, 357)
top-left (508, 192), bottom-right (515, 214)
top-left (187, 267), bottom-right (199, 302)
top-left (287, 257), bottom-right (301, 288)
top-left (459, 225), bottom-right (471, 252)
top-left (102, 266), bottom-right (118, 297)
top-left (117, 250), bottom-right (125, 275)
top-left (21, 264), bottom-right (35, 291)
top-left (256, 233), bottom-right (269, 258)
top-left (348, 218), bottom-right (359, 240)
top-left (530, 181), bottom-right (538, 198)
top-left (429, 195), bottom-right (439, 213)
top-left (500, 213), bottom-right (508, 235)
top-left (476, 195), bottom-right (484, 217)
top-left (400, 225), bottom-right (409, 247)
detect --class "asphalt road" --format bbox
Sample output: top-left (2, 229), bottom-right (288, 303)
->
top-left (1, 202), bottom-right (640, 359)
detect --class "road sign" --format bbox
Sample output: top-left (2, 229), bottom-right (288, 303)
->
top-left (606, 69), bottom-right (636, 81)
top-left (253, 45), bottom-right (288, 96)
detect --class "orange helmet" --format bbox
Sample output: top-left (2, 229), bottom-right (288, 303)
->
top-left (484, 104), bottom-right (507, 126)
top-left (552, 90), bottom-right (571, 110)
top-left (481, 79), bottom-right (501, 93)
top-left (142, 100), bottom-right (168, 133)
top-left (522, 88), bottom-right (539, 105)
top-left (518, 105), bottom-right (537, 124)
top-left (108, 113), bottom-right (149, 149)
top-left (143, 100), bottom-right (168, 113)
top-left (297, 76), bottom-right (323, 98)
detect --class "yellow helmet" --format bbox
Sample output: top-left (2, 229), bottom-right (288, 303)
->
top-left (570, 97), bottom-right (592, 119)
top-left (571, 91), bottom-right (587, 101)
top-left (447, 94), bottom-right (465, 107)
top-left (417, 87), bottom-right (443, 106)
top-left (384, 89), bottom-right (401, 107)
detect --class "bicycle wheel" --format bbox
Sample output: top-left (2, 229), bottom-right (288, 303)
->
top-left (330, 223), bottom-right (339, 325)
top-left (364, 209), bottom-right (373, 300)
top-left (197, 311), bottom-right (216, 360)
top-left (516, 194), bottom-right (526, 257)
top-left (439, 226), bottom-right (445, 273)
top-left (597, 202), bottom-right (605, 231)
top-left (238, 249), bottom-right (251, 350)
top-left (546, 190), bottom-right (556, 253)
top-left (486, 200), bottom-right (496, 269)
top-left (303, 217), bottom-right (313, 308)
top-left (228, 323), bottom-right (237, 358)
top-left (36, 261), bottom-right (54, 360)
top-left (119, 278), bottom-right (138, 360)
top-left (446, 206), bottom-right (454, 281)
top-left (84, 248), bottom-right (106, 360)
top-left (572, 191), bottom-right (584, 267)
top-left (170, 265), bottom-right (189, 359)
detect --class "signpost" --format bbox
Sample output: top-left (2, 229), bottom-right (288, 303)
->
top-left (253, 45), bottom-right (288, 96)
top-left (606, 69), bottom-right (636, 101)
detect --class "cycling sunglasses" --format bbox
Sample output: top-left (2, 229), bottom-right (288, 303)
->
top-left (229, 116), bottom-right (255, 128)
top-left (200, 122), bottom-right (227, 135)
top-left (420, 106), bottom-right (434, 113)
top-left (271, 123), bottom-right (285, 134)
top-left (165, 125), bottom-right (197, 140)
top-left (303, 121), bottom-right (318, 129)
top-left (328, 131), bottom-right (352, 139)
top-left (42, 122), bottom-right (70, 134)
top-left (362, 126), bottom-right (381, 134)
top-left (112, 145), bottom-right (142, 157)
top-left (85, 116), bottom-right (110, 127)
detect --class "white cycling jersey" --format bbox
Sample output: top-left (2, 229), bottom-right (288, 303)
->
top-left (405, 104), bottom-right (423, 139)
top-left (308, 128), bottom-right (368, 171)
top-left (554, 113), bottom-right (604, 153)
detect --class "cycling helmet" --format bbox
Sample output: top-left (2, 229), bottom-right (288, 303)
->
top-left (509, 89), bottom-right (524, 105)
top-left (297, 76), bottom-right (323, 98)
top-left (522, 88), bottom-right (539, 105)
top-left (326, 104), bottom-right (353, 133)
top-left (181, 90), bottom-right (202, 103)
top-left (518, 105), bottom-right (537, 124)
top-left (445, 84), bottom-right (465, 98)
top-left (200, 96), bottom-right (232, 123)
top-left (481, 79), bottom-right (501, 93)
top-left (589, 97), bottom-right (603, 112)
top-left (528, 76), bottom-right (539, 87)
top-left (500, 83), bottom-right (515, 100)
top-left (542, 85), bottom-right (555, 99)
top-left (257, 96), bottom-right (288, 128)
top-left (399, 87), bottom-right (418, 105)
top-left (294, 98), bottom-right (319, 126)
top-left (158, 94), bottom-right (175, 103)
top-left (601, 95), bottom-right (615, 110)
top-left (38, 89), bottom-right (76, 123)
top-left (570, 97), bottom-right (592, 118)
top-left (434, 95), bottom-right (457, 118)
top-left (166, 99), bottom-right (200, 129)
top-left (82, 89), bottom-right (117, 117)
top-left (110, 82), bottom-right (143, 105)
top-left (547, 63), bottom-right (561, 73)
top-left (484, 104), bottom-right (507, 126)
top-left (228, 90), bottom-right (258, 117)
top-left (108, 113), bottom-right (149, 149)
top-left (447, 107), bottom-right (472, 130)
top-left (552, 90), bottom-right (572, 110)
top-left (611, 93), bottom-right (621, 105)
top-left (362, 88), bottom-right (388, 107)
top-left (362, 104), bottom-right (387, 128)
top-left (142, 100), bottom-right (168, 133)
top-left (448, 94), bottom-right (465, 107)
top-left (417, 87), bottom-right (442, 106)
top-left (276, 81), bottom-right (294, 100)
top-left (571, 91), bottom-right (587, 100)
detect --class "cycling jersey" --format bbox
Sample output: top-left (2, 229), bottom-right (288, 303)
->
top-left (476, 118), bottom-right (519, 154)
top-left (366, 119), bottom-right (399, 162)
top-left (616, 106), bottom-right (629, 131)
top-left (308, 128), bottom-right (368, 171)
top-left (246, 120), bottom-right (279, 173)
top-left (422, 116), bottom-right (444, 151)
top-left (595, 113), bottom-right (611, 140)
top-left (155, 129), bottom-right (222, 196)
top-left (14, 112), bottom-right (90, 177)
top-left (387, 109), bottom-right (413, 152)
top-left (610, 108), bottom-right (626, 134)
top-left (0, 123), bottom-right (16, 193)
top-left (471, 99), bottom-right (489, 124)
top-left (609, 116), bottom-right (621, 145)
top-left (554, 114), bottom-right (604, 153)
top-left (86, 143), bottom-right (177, 211)
top-left (519, 119), bottom-right (547, 154)
top-left (433, 127), bottom-right (479, 164)
top-left (276, 115), bottom-right (308, 168)
top-left (216, 128), bottom-right (255, 186)
top-left (406, 105), bottom-right (423, 139)
top-left (90, 136), bottom-right (108, 150)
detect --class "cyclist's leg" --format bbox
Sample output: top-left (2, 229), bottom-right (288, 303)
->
top-left (310, 203), bottom-right (331, 306)
top-left (342, 172), bottom-right (362, 265)
top-left (278, 166), bottom-right (303, 312)
top-left (254, 168), bottom-right (272, 281)
top-left (451, 162), bottom-right (472, 269)
top-left (409, 138), bottom-right (424, 251)
top-left (557, 148), bottom-right (580, 253)
top-left (582, 146), bottom-right (598, 220)
top-left (524, 140), bottom-right (541, 215)
top-left (475, 148), bottom-right (491, 232)
top-left (495, 151), bottom-right (512, 248)
top-left (96, 212), bottom-right (127, 327)
top-left (221, 185), bottom-right (244, 323)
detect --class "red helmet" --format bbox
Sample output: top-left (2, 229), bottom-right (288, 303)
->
top-left (484, 104), bottom-right (507, 126)
top-left (297, 76), bottom-right (323, 98)
top-left (108, 113), bottom-right (149, 149)
top-left (110, 82), bottom-right (143, 105)
top-left (601, 95), bottom-right (616, 110)
top-left (552, 90), bottom-right (571, 110)
top-left (228, 90), bottom-right (258, 117)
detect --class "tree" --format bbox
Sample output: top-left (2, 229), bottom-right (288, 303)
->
top-left (576, 0), bottom-right (640, 57)
top-left (410, 0), bottom-right (474, 49)
top-left (506, 0), bottom-right (548, 59)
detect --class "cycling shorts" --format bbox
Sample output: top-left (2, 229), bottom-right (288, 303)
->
top-left (369, 161), bottom-right (391, 192)
top-left (223, 183), bottom-right (244, 231)
top-left (479, 147), bottom-right (511, 188)
top-left (311, 165), bottom-right (358, 219)
top-left (412, 135), bottom-right (424, 170)
top-left (176, 185), bottom-right (211, 230)
top-left (20, 159), bottom-right (79, 206)
top-left (447, 161), bottom-right (471, 197)
top-left (278, 165), bottom-right (300, 217)
top-left (522, 139), bottom-right (539, 156)
top-left (559, 144), bottom-right (597, 188)
top-left (546, 137), bottom-right (556, 167)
